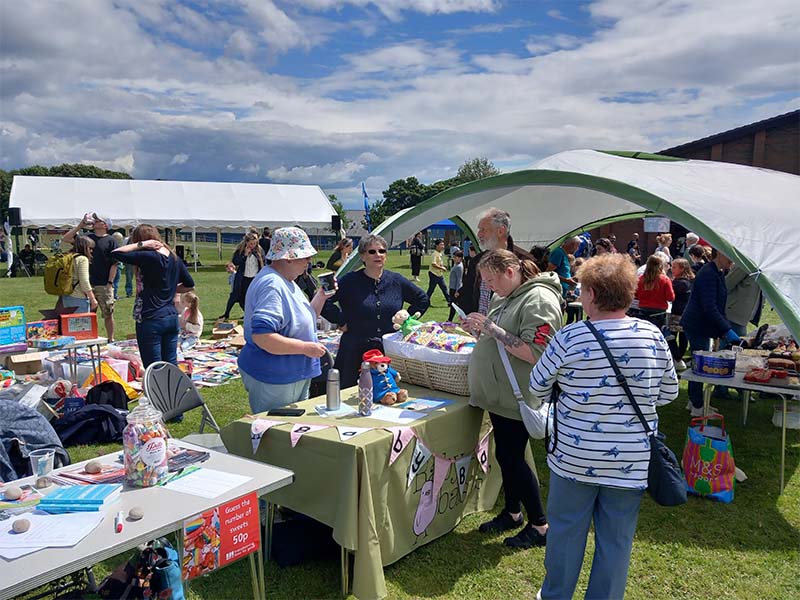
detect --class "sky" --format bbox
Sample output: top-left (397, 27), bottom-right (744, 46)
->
top-left (1, 0), bottom-right (798, 209)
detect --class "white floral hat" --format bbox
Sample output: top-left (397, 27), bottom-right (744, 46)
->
top-left (266, 227), bottom-right (317, 261)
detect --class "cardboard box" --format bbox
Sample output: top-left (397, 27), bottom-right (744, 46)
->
top-left (26, 319), bottom-right (59, 341)
top-left (229, 334), bottom-right (246, 348)
top-left (6, 351), bottom-right (48, 375)
top-left (29, 336), bottom-right (76, 349)
top-left (212, 321), bottom-right (240, 339)
top-left (60, 312), bottom-right (98, 340)
top-left (0, 306), bottom-right (26, 347)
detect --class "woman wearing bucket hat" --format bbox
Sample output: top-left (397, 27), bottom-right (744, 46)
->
top-left (322, 233), bottom-right (430, 388)
top-left (238, 227), bottom-right (331, 412)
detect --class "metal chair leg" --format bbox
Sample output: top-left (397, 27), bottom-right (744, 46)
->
top-left (341, 546), bottom-right (350, 599)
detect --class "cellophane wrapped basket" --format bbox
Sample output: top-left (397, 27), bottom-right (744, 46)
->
top-left (382, 331), bottom-right (472, 396)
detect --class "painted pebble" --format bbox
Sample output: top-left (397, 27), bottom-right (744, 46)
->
top-left (85, 460), bottom-right (103, 474)
top-left (3, 486), bottom-right (22, 500)
top-left (129, 506), bottom-right (144, 520)
top-left (12, 519), bottom-right (30, 533)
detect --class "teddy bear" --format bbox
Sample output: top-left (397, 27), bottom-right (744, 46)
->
top-left (362, 349), bottom-right (408, 405)
top-left (392, 309), bottom-right (423, 337)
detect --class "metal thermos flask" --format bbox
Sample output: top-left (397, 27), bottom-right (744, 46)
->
top-left (326, 369), bottom-right (341, 411)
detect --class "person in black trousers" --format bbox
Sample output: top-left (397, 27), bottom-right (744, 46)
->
top-left (409, 232), bottom-right (424, 282)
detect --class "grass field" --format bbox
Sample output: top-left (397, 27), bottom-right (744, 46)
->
top-left (3, 243), bottom-right (799, 600)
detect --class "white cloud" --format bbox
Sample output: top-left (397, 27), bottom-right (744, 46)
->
top-left (268, 160), bottom-right (365, 184)
top-left (82, 154), bottom-right (136, 174)
top-left (1, 0), bottom-right (797, 209)
top-left (296, 0), bottom-right (498, 20)
top-left (170, 153), bottom-right (189, 165)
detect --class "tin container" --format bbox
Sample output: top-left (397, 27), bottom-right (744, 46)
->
top-left (692, 351), bottom-right (736, 378)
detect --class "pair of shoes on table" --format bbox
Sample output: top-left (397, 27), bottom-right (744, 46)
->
top-left (690, 405), bottom-right (719, 417)
top-left (674, 359), bottom-right (687, 371)
top-left (478, 511), bottom-right (523, 534)
top-left (504, 524), bottom-right (547, 549)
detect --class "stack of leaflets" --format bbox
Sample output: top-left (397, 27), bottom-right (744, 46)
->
top-left (0, 484), bottom-right (43, 516)
top-left (38, 483), bottom-right (122, 513)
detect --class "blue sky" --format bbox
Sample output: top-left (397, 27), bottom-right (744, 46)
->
top-left (1, 0), bottom-right (798, 209)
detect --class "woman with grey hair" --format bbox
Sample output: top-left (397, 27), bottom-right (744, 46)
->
top-left (323, 234), bottom-right (430, 387)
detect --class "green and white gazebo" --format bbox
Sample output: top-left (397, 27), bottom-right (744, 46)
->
top-left (340, 149), bottom-right (800, 339)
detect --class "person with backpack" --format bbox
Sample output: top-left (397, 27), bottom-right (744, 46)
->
top-left (63, 213), bottom-right (119, 341)
top-left (59, 235), bottom-right (97, 313)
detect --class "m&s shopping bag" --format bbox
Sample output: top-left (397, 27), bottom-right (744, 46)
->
top-left (682, 413), bottom-right (736, 503)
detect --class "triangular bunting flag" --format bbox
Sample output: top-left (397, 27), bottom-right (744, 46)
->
top-left (432, 456), bottom-right (452, 500)
top-left (476, 429), bottom-right (492, 473)
top-left (407, 439), bottom-right (432, 488)
top-left (337, 426), bottom-right (372, 442)
top-left (290, 423), bottom-right (329, 447)
top-left (250, 418), bottom-right (285, 454)
top-left (455, 455), bottom-right (472, 499)
top-left (386, 426), bottom-right (416, 466)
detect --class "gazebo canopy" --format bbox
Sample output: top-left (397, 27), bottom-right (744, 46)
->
top-left (340, 150), bottom-right (800, 339)
top-left (9, 176), bottom-right (337, 233)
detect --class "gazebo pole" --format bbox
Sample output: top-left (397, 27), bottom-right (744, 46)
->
top-left (217, 228), bottom-right (222, 260)
top-left (192, 227), bottom-right (197, 272)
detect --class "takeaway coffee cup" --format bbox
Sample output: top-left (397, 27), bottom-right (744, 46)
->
top-left (318, 272), bottom-right (336, 295)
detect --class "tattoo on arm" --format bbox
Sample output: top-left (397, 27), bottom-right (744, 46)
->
top-left (482, 321), bottom-right (524, 348)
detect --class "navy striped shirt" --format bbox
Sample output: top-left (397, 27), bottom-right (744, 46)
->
top-left (529, 318), bottom-right (679, 489)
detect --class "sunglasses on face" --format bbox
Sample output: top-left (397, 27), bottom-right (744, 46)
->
top-left (367, 248), bottom-right (387, 255)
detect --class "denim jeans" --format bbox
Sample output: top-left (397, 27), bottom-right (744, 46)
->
top-left (541, 473), bottom-right (644, 600)
top-left (240, 369), bottom-right (310, 414)
top-left (124, 265), bottom-right (134, 297)
top-left (136, 315), bottom-right (180, 369)
top-left (685, 331), bottom-right (712, 408)
top-left (60, 294), bottom-right (89, 314)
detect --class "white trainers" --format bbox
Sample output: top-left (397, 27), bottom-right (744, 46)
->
top-left (690, 405), bottom-right (719, 417)
top-left (675, 359), bottom-right (687, 371)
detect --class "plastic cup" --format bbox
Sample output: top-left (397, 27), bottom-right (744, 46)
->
top-left (29, 449), bottom-right (55, 480)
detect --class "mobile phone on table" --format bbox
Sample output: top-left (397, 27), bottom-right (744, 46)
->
top-left (318, 272), bottom-right (336, 295)
top-left (267, 407), bottom-right (305, 417)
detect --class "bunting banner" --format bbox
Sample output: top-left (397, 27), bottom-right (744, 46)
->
top-left (250, 418), bottom-right (285, 454)
top-left (386, 426), bottom-right (416, 466)
top-left (454, 455), bottom-right (473, 499)
top-left (337, 426), bottom-right (372, 442)
top-left (475, 429), bottom-right (492, 474)
top-left (290, 423), bottom-right (329, 448)
top-left (431, 455), bottom-right (453, 500)
top-left (407, 439), bottom-right (433, 488)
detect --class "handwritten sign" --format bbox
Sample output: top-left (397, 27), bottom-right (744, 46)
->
top-left (182, 492), bottom-right (260, 580)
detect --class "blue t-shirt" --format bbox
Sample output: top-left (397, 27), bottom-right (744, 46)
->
top-left (238, 266), bottom-right (321, 384)
top-left (113, 250), bottom-right (194, 320)
top-left (549, 247), bottom-right (571, 296)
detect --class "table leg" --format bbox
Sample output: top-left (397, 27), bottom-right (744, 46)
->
top-left (703, 383), bottom-right (713, 416)
top-left (248, 554), bottom-right (262, 600)
top-left (264, 502), bottom-right (275, 562)
top-left (256, 546), bottom-right (266, 600)
top-left (742, 390), bottom-right (751, 426)
top-left (90, 344), bottom-right (100, 385)
top-left (780, 395), bottom-right (787, 494)
top-left (341, 546), bottom-right (349, 599)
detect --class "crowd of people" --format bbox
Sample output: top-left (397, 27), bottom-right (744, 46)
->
top-left (32, 206), bottom-right (765, 600)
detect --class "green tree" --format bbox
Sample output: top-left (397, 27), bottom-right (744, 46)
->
top-left (328, 194), bottom-right (351, 231)
top-left (456, 157), bottom-right (500, 182)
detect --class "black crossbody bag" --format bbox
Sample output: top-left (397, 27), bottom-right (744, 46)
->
top-left (584, 321), bottom-right (687, 507)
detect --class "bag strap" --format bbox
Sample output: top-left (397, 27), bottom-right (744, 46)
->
top-left (584, 320), bottom-right (652, 436)
top-left (495, 340), bottom-right (523, 400)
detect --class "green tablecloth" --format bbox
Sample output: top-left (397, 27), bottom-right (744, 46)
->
top-left (221, 385), bottom-right (503, 600)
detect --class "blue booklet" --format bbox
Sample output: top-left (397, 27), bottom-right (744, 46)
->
top-left (39, 483), bottom-right (122, 507)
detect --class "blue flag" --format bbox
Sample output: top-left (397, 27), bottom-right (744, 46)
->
top-left (362, 182), bottom-right (371, 232)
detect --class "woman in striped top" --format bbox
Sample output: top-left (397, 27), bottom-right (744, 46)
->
top-left (528, 254), bottom-right (678, 600)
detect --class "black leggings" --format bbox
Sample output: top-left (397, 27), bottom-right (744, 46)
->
top-left (489, 412), bottom-right (547, 526)
top-left (668, 331), bottom-right (689, 361)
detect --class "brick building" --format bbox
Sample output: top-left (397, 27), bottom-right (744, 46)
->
top-left (589, 109), bottom-right (800, 256)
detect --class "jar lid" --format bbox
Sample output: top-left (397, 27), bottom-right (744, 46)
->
top-left (126, 396), bottom-right (163, 424)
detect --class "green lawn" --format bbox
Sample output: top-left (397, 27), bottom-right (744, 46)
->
top-left (3, 245), bottom-right (799, 600)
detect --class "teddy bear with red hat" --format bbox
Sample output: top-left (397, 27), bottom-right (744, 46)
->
top-left (363, 349), bottom-right (408, 405)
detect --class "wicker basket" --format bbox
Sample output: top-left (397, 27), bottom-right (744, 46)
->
top-left (385, 353), bottom-right (470, 396)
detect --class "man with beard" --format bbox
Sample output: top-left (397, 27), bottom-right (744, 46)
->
top-left (454, 208), bottom-right (530, 315)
